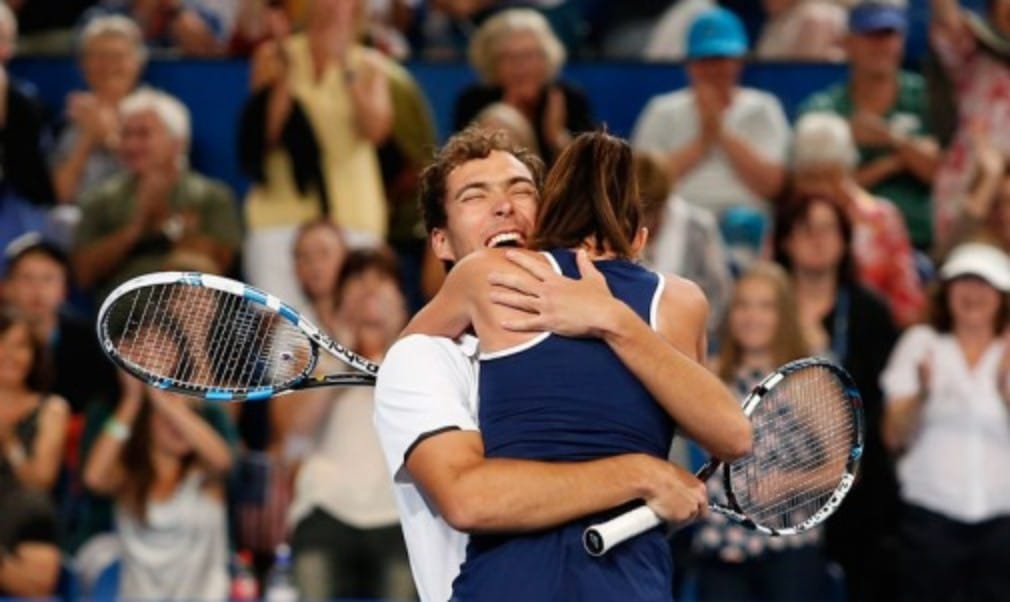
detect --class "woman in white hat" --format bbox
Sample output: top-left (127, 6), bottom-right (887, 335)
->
top-left (880, 241), bottom-right (1010, 602)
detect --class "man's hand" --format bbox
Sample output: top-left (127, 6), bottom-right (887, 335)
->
top-left (850, 111), bottom-right (895, 148)
top-left (488, 249), bottom-right (620, 338)
top-left (638, 456), bottom-right (707, 525)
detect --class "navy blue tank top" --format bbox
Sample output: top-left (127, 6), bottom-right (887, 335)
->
top-left (451, 249), bottom-right (676, 602)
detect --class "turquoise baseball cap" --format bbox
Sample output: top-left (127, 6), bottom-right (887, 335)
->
top-left (686, 7), bottom-right (748, 60)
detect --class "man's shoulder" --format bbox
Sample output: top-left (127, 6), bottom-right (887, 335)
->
top-left (180, 171), bottom-right (235, 203)
top-left (379, 334), bottom-right (478, 386)
top-left (797, 82), bottom-right (849, 116)
top-left (736, 86), bottom-right (787, 111)
top-left (642, 89), bottom-right (693, 116)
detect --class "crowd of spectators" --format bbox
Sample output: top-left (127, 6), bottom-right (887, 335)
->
top-left (0, 0), bottom-right (1008, 600)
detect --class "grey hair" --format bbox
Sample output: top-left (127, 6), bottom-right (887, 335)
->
top-left (792, 112), bottom-right (859, 171)
top-left (468, 9), bottom-right (565, 85)
top-left (80, 15), bottom-right (148, 64)
top-left (120, 88), bottom-right (191, 149)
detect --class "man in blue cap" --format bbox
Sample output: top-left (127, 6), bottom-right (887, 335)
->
top-left (800, 0), bottom-right (939, 252)
top-left (632, 6), bottom-right (789, 268)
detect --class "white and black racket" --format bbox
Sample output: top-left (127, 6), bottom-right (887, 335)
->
top-left (97, 271), bottom-right (378, 402)
top-left (584, 357), bottom-right (863, 556)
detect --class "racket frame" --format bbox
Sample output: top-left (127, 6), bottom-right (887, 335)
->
top-left (97, 271), bottom-right (378, 402)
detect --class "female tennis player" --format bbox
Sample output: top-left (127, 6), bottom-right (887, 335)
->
top-left (402, 131), bottom-right (723, 601)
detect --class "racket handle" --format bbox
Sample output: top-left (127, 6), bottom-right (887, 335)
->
top-left (583, 505), bottom-right (662, 557)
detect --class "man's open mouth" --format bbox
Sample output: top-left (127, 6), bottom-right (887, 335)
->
top-left (486, 232), bottom-right (525, 248)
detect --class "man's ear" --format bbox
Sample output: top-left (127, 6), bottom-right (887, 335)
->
top-left (430, 228), bottom-right (457, 263)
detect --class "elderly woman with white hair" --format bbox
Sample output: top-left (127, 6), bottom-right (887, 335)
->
top-left (791, 111), bottom-right (925, 327)
top-left (52, 15), bottom-right (146, 204)
top-left (452, 8), bottom-right (594, 164)
top-left (71, 89), bottom-right (242, 302)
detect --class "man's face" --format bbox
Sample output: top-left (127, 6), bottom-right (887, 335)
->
top-left (431, 150), bottom-right (538, 263)
top-left (845, 30), bottom-right (904, 77)
top-left (686, 57), bottom-right (742, 97)
top-left (119, 110), bottom-right (180, 175)
top-left (3, 253), bottom-right (67, 322)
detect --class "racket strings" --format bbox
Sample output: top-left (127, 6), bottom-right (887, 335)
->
top-left (104, 283), bottom-right (314, 393)
top-left (729, 366), bottom-right (855, 531)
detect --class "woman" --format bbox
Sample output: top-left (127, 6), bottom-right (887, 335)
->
top-left (881, 241), bottom-right (1010, 602)
top-left (453, 8), bottom-right (594, 165)
top-left (292, 218), bottom-right (349, 327)
top-left (692, 261), bottom-right (824, 600)
top-left (52, 15), bottom-right (145, 204)
top-left (0, 308), bottom-right (69, 494)
top-left (83, 365), bottom-right (234, 601)
top-left (403, 132), bottom-right (747, 600)
top-left (239, 0), bottom-right (391, 309)
top-left (773, 194), bottom-right (900, 601)
top-left (791, 112), bottom-right (925, 327)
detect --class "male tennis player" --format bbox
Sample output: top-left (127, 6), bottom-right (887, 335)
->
top-left (374, 128), bottom-right (751, 602)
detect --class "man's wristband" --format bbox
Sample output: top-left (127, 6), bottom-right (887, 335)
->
top-left (103, 417), bottom-right (132, 442)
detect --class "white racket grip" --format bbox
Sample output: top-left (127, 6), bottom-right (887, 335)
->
top-left (583, 505), bottom-right (662, 557)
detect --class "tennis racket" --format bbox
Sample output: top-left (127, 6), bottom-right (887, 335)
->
top-left (584, 357), bottom-right (863, 556)
top-left (96, 271), bottom-right (378, 402)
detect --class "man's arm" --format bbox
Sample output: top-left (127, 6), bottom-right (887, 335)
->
top-left (407, 430), bottom-right (705, 533)
top-left (488, 250), bottom-right (752, 460)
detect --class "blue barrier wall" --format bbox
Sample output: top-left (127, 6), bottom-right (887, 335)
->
top-left (9, 58), bottom-right (848, 197)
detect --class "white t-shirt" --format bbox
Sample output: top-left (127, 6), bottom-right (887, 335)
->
top-left (374, 334), bottom-right (480, 602)
top-left (631, 87), bottom-right (790, 217)
top-left (880, 325), bottom-right (1010, 523)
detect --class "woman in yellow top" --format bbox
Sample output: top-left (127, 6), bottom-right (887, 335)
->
top-left (240, 0), bottom-right (392, 309)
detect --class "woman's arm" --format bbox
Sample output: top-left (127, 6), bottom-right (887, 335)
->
top-left (348, 51), bottom-right (393, 144)
top-left (400, 252), bottom-right (482, 339)
top-left (83, 380), bottom-right (144, 497)
top-left (7, 397), bottom-right (69, 491)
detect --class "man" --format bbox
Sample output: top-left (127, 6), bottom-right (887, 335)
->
top-left (374, 128), bottom-right (751, 602)
top-left (799, 0), bottom-right (939, 251)
top-left (72, 88), bottom-right (242, 302)
top-left (632, 7), bottom-right (789, 226)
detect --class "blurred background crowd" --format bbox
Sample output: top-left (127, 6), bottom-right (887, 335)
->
top-left (0, 0), bottom-right (1009, 600)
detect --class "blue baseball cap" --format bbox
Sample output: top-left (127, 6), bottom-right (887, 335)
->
top-left (849, 2), bottom-right (907, 34)
top-left (686, 7), bottom-right (748, 60)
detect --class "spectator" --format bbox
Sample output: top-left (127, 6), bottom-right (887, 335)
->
top-left (773, 194), bottom-right (900, 602)
top-left (52, 16), bottom-right (146, 205)
top-left (452, 8), bottom-right (594, 165)
top-left (635, 151), bottom-right (732, 337)
top-left (72, 88), bottom-right (242, 303)
top-left (292, 218), bottom-right (349, 330)
top-left (286, 249), bottom-right (414, 600)
top-left (632, 7), bottom-right (789, 245)
top-left (472, 102), bottom-right (541, 157)
top-left (881, 241), bottom-right (1010, 602)
top-left (800, 0), bottom-right (939, 251)
top-left (6, 0), bottom-right (97, 55)
top-left (87, 0), bottom-right (231, 56)
top-left (691, 261), bottom-right (824, 600)
top-left (2, 234), bottom-right (116, 415)
top-left (0, 3), bottom-right (56, 207)
top-left (792, 112), bottom-right (925, 327)
top-left (0, 486), bottom-right (61, 597)
top-left (755, 0), bottom-right (846, 62)
top-left (940, 129), bottom-right (1010, 258)
top-left (642, 0), bottom-right (714, 62)
top-left (0, 307), bottom-right (70, 494)
top-left (239, 0), bottom-right (391, 310)
top-left (930, 0), bottom-right (1010, 249)
top-left (82, 369), bottom-right (234, 601)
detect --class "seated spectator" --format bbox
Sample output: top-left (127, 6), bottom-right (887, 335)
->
top-left (931, 0), bottom-right (1010, 249)
top-left (642, 0), bottom-right (714, 61)
top-left (773, 194), bottom-right (900, 601)
top-left (635, 151), bottom-right (731, 336)
top-left (52, 15), bottom-right (146, 205)
top-left (453, 8), bottom-right (594, 165)
top-left (881, 241), bottom-right (1010, 602)
top-left (632, 7), bottom-right (789, 241)
top-left (472, 102), bottom-right (541, 157)
top-left (755, 0), bottom-right (846, 62)
top-left (940, 129), bottom-right (1010, 258)
top-left (7, 0), bottom-right (97, 55)
top-left (72, 88), bottom-right (242, 303)
top-left (692, 261), bottom-right (824, 600)
top-left (82, 369), bottom-right (234, 601)
top-left (239, 0), bottom-right (391, 310)
top-left (800, 0), bottom-right (939, 251)
top-left (292, 218), bottom-right (349, 330)
top-left (0, 486), bottom-right (61, 597)
top-left (3, 233), bottom-right (117, 414)
top-left (286, 248), bottom-right (414, 600)
top-left (792, 112), bottom-right (925, 327)
top-left (0, 307), bottom-right (70, 494)
top-left (86, 0), bottom-right (231, 56)
top-left (0, 4), bottom-right (56, 206)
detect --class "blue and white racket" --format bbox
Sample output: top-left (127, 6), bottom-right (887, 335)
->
top-left (584, 357), bottom-right (864, 556)
top-left (97, 271), bottom-right (378, 402)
